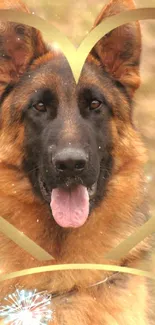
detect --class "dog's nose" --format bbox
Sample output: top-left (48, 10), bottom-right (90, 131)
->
top-left (52, 148), bottom-right (88, 174)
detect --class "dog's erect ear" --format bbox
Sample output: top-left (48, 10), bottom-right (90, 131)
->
top-left (91, 0), bottom-right (141, 96)
top-left (0, 0), bottom-right (47, 96)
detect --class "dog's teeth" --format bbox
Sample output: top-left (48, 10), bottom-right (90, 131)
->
top-left (88, 183), bottom-right (97, 198)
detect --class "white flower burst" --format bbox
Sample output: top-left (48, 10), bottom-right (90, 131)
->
top-left (0, 289), bottom-right (53, 325)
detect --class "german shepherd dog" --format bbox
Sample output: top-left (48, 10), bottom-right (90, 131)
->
top-left (0, 0), bottom-right (154, 324)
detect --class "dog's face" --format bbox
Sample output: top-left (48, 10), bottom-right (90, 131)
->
top-left (16, 57), bottom-right (114, 228)
top-left (0, 0), bottom-right (141, 228)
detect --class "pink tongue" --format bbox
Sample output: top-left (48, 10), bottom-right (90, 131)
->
top-left (50, 185), bottom-right (89, 228)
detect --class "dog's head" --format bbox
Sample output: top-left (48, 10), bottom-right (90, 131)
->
top-left (0, 0), bottom-right (142, 228)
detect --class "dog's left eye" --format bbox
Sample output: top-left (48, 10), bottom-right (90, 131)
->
top-left (90, 100), bottom-right (102, 110)
top-left (33, 102), bottom-right (46, 112)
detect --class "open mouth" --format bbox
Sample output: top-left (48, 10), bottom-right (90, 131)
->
top-left (39, 176), bottom-right (97, 228)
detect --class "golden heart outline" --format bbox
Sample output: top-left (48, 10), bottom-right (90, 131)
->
top-left (0, 8), bottom-right (155, 83)
top-left (0, 263), bottom-right (155, 283)
top-left (0, 7), bottom-right (155, 262)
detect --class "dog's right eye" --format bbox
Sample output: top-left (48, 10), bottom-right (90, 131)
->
top-left (33, 102), bottom-right (46, 112)
top-left (90, 100), bottom-right (102, 110)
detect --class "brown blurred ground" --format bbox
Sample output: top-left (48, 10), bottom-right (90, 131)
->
top-left (24, 0), bottom-right (155, 216)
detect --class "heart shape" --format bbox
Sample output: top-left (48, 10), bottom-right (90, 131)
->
top-left (0, 7), bottom-right (155, 261)
top-left (0, 8), bottom-right (155, 83)
top-left (0, 263), bottom-right (155, 283)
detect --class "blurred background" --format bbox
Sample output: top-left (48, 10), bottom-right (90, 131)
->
top-left (24, 0), bottom-right (155, 217)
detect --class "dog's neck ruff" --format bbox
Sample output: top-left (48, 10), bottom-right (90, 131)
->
top-left (50, 271), bottom-right (119, 300)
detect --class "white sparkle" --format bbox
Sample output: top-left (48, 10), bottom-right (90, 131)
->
top-left (146, 175), bottom-right (152, 182)
top-left (0, 289), bottom-right (53, 325)
top-left (51, 42), bottom-right (60, 51)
